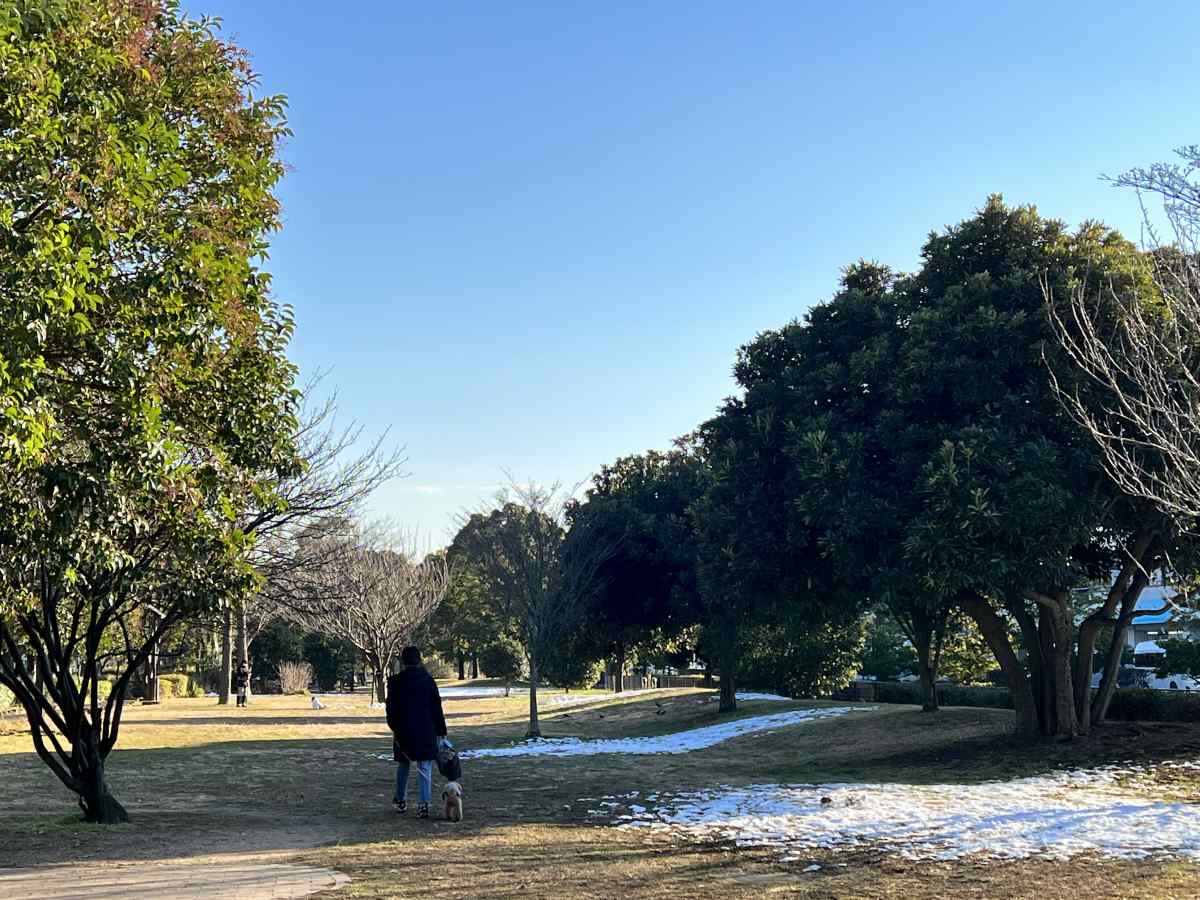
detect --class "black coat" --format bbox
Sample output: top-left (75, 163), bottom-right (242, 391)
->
top-left (386, 666), bottom-right (447, 762)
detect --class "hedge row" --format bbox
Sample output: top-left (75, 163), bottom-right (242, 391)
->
top-left (869, 681), bottom-right (1200, 721)
top-left (158, 673), bottom-right (203, 699)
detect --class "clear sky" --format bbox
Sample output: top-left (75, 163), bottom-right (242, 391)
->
top-left (186, 1), bottom-right (1199, 544)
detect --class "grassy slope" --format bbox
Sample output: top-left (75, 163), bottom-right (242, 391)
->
top-left (1, 688), bottom-right (1199, 898)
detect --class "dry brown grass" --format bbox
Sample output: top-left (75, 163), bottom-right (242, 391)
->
top-left (2, 685), bottom-right (1200, 898)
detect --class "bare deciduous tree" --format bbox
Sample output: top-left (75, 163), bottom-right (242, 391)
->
top-left (291, 528), bottom-right (451, 702)
top-left (217, 380), bottom-right (407, 703)
top-left (453, 481), bottom-right (616, 738)
top-left (1045, 146), bottom-right (1200, 523)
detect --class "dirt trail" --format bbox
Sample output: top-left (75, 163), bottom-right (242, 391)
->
top-left (0, 861), bottom-right (348, 899)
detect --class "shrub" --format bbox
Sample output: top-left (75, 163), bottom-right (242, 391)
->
top-left (740, 617), bottom-right (865, 699)
top-left (480, 637), bottom-right (525, 691)
top-left (424, 656), bottom-right (454, 680)
top-left (541, 632), bottom-right (605, 690)
top-left (1105, 689), bottom-right (1200, 723)
top-left (0, 683), bottom-right (14, 710)
top-left (303, 633), bottom-right (359, 691)
top-left (158, 673), bottom-right (190, 700)
top-left (277, 661), bottom-right (313, 695)
top-left (71, 677), bottom-right (114, 702)
top-left (938, 683), bottom-right (1013, 709)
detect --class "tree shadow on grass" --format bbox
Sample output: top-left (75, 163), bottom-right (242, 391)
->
top-left (4, 699), bottom-right (1200, 872)
top-left (122, 712), bottom-right (475, 728)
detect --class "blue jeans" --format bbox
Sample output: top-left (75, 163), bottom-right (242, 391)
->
top-left (395, 759), bottom-right (432, 805)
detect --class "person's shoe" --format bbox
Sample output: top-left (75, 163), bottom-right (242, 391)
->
top-left (416, 802), bottom-right (429, 819)
top-left (393, 799), bottom-right (406, 814)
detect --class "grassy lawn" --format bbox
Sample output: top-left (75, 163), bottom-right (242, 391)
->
top-left (2, 686), bottom-right (1200, 898)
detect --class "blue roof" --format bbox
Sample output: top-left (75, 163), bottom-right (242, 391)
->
top-left (1133, 586), bottom-right (1179, 625)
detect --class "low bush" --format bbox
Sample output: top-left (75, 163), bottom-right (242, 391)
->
top-left (0, 683), bottom-right (14, 710)
top-left (1104, 689), bottom-right (1200, 723)
top-left (71, 677), bottom-right (114, 702)
top-left (938, 684), bottom-right (1013, 709)
top-left (158, 673), bottom-right (190, 700)
top-left (277, 661), bottom-right (313, 695)
top-left (868, 680), bottom-right (1200, 722)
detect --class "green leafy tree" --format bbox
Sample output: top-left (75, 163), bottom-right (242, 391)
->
top-left (937, 613), bottom-right (997, 685)
top-left (303, 632), bottom-right (359, 692)
top-left (740, 613), bottom-right (865, 699)
top-left (1156, 639), bottom-right (1200, 679)
top-left (418, 558), bottom-right (498, 679)
top-left (858, 611), bottom-right (918, 681)
top-left (0, 2), bottom-right (300, 821)
top-left (565, 449), bottom-right (706, 690)
top-left (479, 635), bottom-right (525, 696)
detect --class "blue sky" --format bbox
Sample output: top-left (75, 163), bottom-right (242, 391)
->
top-left (187, 2), bottom-right (1199, 544)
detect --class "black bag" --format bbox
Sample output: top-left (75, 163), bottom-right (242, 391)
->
top-left (437, 742), bottom-right (462, 781)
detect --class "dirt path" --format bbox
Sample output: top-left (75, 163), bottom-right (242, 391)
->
top-left (0, 861), bottom-right (348, 899)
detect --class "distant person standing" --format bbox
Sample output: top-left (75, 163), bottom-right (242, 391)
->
top-left (386, 646), bottom-right (447, 818)
top-left (235, 660), bottom-right (251, 708)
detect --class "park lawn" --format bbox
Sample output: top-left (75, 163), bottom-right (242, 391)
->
top-left (1, 688), bottom-right (1199, 898)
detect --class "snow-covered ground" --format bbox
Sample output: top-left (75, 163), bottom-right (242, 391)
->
top-left (434, 686), bottom-right (793, 705)
top-left (459, 706), bottom-right (870, 759)
top-left (603, 760), bottom-right (1200, 861)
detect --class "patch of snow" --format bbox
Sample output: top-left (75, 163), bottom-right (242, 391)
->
top-left (734, 692), bottom-right (793, 702)
top-left (460, 707), bottom-right (871, 759)
top-left (612, 762), bottom-right (1200, 860)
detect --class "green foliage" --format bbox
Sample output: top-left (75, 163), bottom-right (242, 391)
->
top-left (938, 614), bottom-right (996, 685)
top-left (740, 615), bottom-right (865, 699)
top-left (303, 632), bottom-right (358, 692)
top-left (251, 621), bottom-right (306, 683)
top-left (1104, 688), bottom-right (1200, 723)
top-left (874, 681), bottom-right (1014, 709)
top-left (858, 612), bottom-right (917, 680)
top-left (1157, 639), bottom-right (1200, 679)
top-left (566, 450), bottom-right (707, 665)
top-left (479, 637), bottom-right (525, 683)
top-left (541, 630), bottom-right (605, 689)
top-left (418, 560), bottom-right (503, 667)
top-left (0, 0), bottom-right (301, 819)
top-left (158, 674), bottom-right (190, 701)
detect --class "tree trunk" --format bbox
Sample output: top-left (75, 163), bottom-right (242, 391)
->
top-left (1093, 577), bottom-right (1151, 724)
top-left (78, 732), bottom-right (128, 824)
top-left (470, 656), bottom-right (479, 679)
top-left (615, 644), bottom-right (626, 693)
top-left (373, 670), bottom-right (386, 704)
top-left (718, 639), bottom-right (737, 713)
top-left (917, 660), bottom-right (938, 712)
top-left (960, 594), bottom-right (1038, 737)
top-left (526, 655), bottom-right (541, 738)
top-left (1045, 599), bottom-right (1077, 738)
top-left (457, 655), bottom-right (465, 681)
top-left (1075, 556), bottom-right (1148, 731)
top-left (218, 604), bottom-right (232, 706)
top-left (702, 658), bottom-right (714, 688)
top-left (237, 606), bottom-right (251, 705)
top-left (911, 627), bottom-right (939, 712)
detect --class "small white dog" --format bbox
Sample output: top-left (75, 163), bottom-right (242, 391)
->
top-left (442, 781), bottom-right (463, 822)
top-left (311, 695), bottom-right (326, 710)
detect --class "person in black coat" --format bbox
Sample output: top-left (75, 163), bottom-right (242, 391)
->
top-left (235, 660), bottom-right (250, 708)
top-left (386, 645), bottom-right (447, 818)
